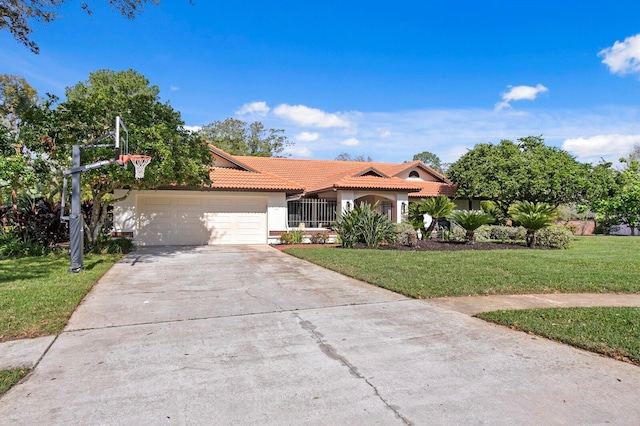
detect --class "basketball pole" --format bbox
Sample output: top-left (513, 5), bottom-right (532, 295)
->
top-left (68, 145), bottom-right (83, 272)
top-left (63, 117), bottom-right (125, 273)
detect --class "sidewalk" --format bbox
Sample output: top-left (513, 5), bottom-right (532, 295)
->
top-left (427, 293), bottom-right (640, 315)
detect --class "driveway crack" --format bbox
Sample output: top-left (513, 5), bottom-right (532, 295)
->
top-left (293, 312), bottom-right (413, 426)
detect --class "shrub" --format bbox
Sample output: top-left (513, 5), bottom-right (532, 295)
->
top-left (0, 232), bottom-right (50, 258)
top-left (488, 225), bottom-right (526, 242)
top-left (332, 202), bottom-right (397, 248)
top-left (449, 210), bottom-right (494, 244)
top-left (509, 201), bottom-right (558, 247)
top-left (309, 232), bottom-right (330, 244)
top-left (449, 224), bottom-right (466, 242)
top-left (279, 230), bottom-right (305, 244)
top-left (535, 225), bottom-right (574, 249)
top-left (474, 225), bottom-right (492, 242)
top-left (395, 223), bottom-right (417, 247)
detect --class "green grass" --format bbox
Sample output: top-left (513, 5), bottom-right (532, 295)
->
top-left (285, 236), bottom-right (640, 298)
top-left (477, 307), bottom-right (640, 365)
top-left (0, 253), bottom-right (120, 342)
top-left (0, 368), bottom-right (31, 395)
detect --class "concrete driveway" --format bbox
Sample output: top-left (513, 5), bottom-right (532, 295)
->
top-left (2, 246), bottom-right (640, 425)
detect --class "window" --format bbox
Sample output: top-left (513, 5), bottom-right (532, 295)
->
top-left (409, 171), bottom-right (420, 178)
top-left (288, 199), bottom-right (337, 228)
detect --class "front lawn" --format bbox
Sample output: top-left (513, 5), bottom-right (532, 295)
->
top-left (477, 307), bottom-right (640, 365)
top-left (285, 236), bottom-right (640, 298)
top-left (0, 253), bottom-right (120, 342)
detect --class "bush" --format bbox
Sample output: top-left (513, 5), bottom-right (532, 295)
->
top-left (332, 202), bottom-right (397, 248)
top-left (474, 225), bottom-right (492, 242)
top-left (449, 210), bottom-right (494, 244)
top-left (279, 230), bottom-right (305, 244)
top-left (395, 223), bottom-right (417, 247)
top-left (449, 224), bottom-right (466, 242)
top-left (90, 232), bottom-right (135, 254)
top-left (535, 225), bottom-right (574, 249)
top-left (309, 232), bottom-right (330, 244)
top-left (488, 225), bottom-right (526, 242)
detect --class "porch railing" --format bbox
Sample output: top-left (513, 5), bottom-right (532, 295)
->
top-left (288, 199), bottom-right (337, 228)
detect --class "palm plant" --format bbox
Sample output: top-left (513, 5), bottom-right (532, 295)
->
top-left (449, 210), bottom-right (494, 244)
top-left (509, 201), bottom-right (558, 247)
top-left (332, 201), bottom-right (396, 248)
top-left (408, 195), bottom-right (456, 238)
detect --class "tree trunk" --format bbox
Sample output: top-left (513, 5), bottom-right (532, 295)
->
top-left (526, 230), bottom-right (535, 247)
top-left (465, 230), bottom-right (475, 245)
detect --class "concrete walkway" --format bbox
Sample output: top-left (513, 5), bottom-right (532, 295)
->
top-left (2, 245), bottom-right (640, 425)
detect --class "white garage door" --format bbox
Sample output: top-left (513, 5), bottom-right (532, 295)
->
top-left (136, 194), bottom-right (267, 245)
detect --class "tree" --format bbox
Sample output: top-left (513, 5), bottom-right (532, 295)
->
top-left (25, 69), bottom-right (212, 248)
top-left (335, 152), bottom-right (372, 162)
top-left (593, 159), bottom-right (640, 235)
top-left (412, 151), bottom-right (443, 173)
top-left (408, 195), bottom-right (455, 237)
top-left (0, 74), bottom-right (40, 206)
top-left (1, 0), bottom-right (163, 54)
top-left (199, 118), bottom-right (291, 157)
top-left (447, 136), bottom-right (594, 219)
top-left (449, 210), bottom-right (494, 244)
top-left (509, 201), bottom-right (558, 247)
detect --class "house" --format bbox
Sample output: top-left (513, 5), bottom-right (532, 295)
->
top-left (113, 145), bottom-right (462, 245)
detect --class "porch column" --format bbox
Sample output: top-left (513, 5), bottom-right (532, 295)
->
top-left (337, 190), bottom-right (354, 216)
top-left (396, 193), bottom-right (409, 223)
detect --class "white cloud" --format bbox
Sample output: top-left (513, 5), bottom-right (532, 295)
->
top-left (284, 146), bottom-right (313, 157)
top-left (562, 134), bottom-right (640, 163)
top-left (599, 34), bottom-right (640, 76)
top-left (378, 129), bottom-right (391, 138)
top-left (495, 84), bottom-right (548, 110)
top-left (341, 138), bottom-right (359, 146)
top-left (170, 85), bottom-right (180, 91)
top-left (236, 101), bottom-right (270, 116)
top-left (295, 131), bottom-right (320, 142)
top-left (183, 125), bottom-right (202, 132)
top-left (273, 104), bottom-right (351, 128)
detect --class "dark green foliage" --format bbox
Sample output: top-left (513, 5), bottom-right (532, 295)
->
top-left (90, 233), bottom-right (135, 254)
top-left (449, 210), bottom-right (494, 244)
top-left (408, 196), bottom-right (456, 236)
top-left (509, 201), bottom-right (558, 247)
top-left (448, 136), bottom-right (604, 218)
top-left (0, 191), bottom-right (68, 257)
top-left (412, 151), bottom-right (443, 173)
top-left (592, 160), bottom-right (640, 235)
top-left (199, 118), bottom-right (291, 157)
top-left (332, 202), bottom-right (397, 248)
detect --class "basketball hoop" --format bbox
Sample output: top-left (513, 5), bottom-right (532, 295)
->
top-left (119, 154), bottom-right (152, 178)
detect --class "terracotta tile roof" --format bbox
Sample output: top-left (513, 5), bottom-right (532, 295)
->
top-left (308, 175), bottom-right (424, 193)
top-left (214, 149), bottom-right (457, 196)
top-left (409, 182), bottom-right (458, 198)
top-left (207, 167), bottom-right (304, 192)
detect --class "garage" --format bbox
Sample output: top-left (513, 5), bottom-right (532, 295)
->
top-left (135, 193), bottom-right (267, 245)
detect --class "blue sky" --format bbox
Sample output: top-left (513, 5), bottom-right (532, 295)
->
top-left (3, 0), bottom-right (640, 165)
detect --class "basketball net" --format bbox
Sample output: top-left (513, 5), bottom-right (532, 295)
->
top-left (119, 155), bottom-right (152, 179)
